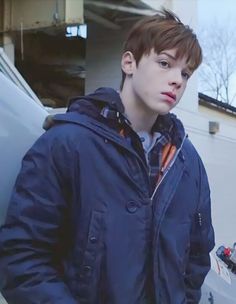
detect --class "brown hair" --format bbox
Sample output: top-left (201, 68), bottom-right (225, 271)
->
top-left (120, 8), bottom-right (202, 89)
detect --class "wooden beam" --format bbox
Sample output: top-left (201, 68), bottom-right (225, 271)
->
top-left (85, 0), bottom-right (156, 16)
top-left (85, 9), bottom-right (121, 30)
top-left (127, 0), bottom-right (153, 10)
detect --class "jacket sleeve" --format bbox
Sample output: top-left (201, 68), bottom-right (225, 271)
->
top-left (0, 129), bottom-right (78, 304)
top-left (184, 158), bottom-right (215, 303)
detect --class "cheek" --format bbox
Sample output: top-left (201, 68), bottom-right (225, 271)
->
top-left (133, 71), bottom-right (150, 93)
top-left (178, 84), bottom-right (187, 100)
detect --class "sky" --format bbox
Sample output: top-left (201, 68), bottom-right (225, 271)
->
top-left (143, 0), bottom-right (236, 105)
top-left (198, 0), bottom-right (236, 24)
top-left (198, 0), bottom-right (236, 105)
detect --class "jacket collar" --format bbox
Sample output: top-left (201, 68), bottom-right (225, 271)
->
top-left (44, 87), bottom-right (186, 147)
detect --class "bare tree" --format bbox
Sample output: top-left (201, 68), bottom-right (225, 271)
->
top-left (198, 22), bottom-right (236, 104)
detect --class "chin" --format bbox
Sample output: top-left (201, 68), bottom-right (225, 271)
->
top-left (153, 107), bottom-right (171, 116)
top-left (149, 101), bottom-right (173, 116)
top-left (157, 111), bottom-right (170, 116)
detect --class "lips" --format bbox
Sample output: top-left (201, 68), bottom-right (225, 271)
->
top-left (161, 92), bottom-right (176, 104)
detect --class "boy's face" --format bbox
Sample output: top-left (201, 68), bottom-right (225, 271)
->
top-left (123, 48), bottom-right (192, 116)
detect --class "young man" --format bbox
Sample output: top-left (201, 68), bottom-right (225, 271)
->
top-left (0, 9), bottom-right (214, 304)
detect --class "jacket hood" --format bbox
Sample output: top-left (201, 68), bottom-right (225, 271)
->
top-left (68, 87), bottom-right (125, 114)
top-left (43, 87), bottom-right (185, 147)
top-left (43, 87), bottom-right (124, 130)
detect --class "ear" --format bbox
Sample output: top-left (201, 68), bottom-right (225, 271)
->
top-left (121, 51), bottom-right (136, 76)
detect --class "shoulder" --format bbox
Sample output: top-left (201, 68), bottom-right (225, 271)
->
top-left (39, 113), bottom-right (97, 149)
top-left (182, 137), bottom-right (208, 179)
top-left (182, 137), bottom-right (201, 162)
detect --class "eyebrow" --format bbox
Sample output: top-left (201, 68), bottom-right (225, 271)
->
top-left (159, 52), bottom-right (176, 60)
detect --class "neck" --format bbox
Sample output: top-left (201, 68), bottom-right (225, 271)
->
top-left (120, 83), bottom-right (157, 133)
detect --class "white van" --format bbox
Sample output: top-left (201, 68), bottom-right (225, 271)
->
top-left (0, 52), bottom-right (47, 225)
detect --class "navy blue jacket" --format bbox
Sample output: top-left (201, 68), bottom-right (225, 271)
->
top-left (0, 88), bottom-right (214, 303)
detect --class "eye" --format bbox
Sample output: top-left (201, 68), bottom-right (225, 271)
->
top-left (158, 60), bottom-right (170, 69)
top-left (182, 72), bottom-right (191, 80)
top-left (182, 71), bottom-right (191, 80)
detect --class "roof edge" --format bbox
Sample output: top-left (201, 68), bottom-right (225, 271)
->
top-left (198, 92), bottom-right (236, 115)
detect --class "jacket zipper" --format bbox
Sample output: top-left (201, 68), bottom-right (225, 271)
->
top-left (150, 134), bottom-right (187, 202)
top-left (71, 116), bottom-right (186, 198)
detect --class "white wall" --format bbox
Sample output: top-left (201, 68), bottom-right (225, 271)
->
top-left (173, 104), bottom-right (236, 247)
top-left (172, 0), bottom-right (236, 248)
top-left (3, 35), bottom-right (14, 64)
top-left (85, 23), bottom-right (124, 93)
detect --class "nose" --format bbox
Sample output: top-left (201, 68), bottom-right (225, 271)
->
top-left (168, 69), bottom-right (183, 88)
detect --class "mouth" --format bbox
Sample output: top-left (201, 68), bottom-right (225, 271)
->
top-left (161, 92), bottom-right (176, 104)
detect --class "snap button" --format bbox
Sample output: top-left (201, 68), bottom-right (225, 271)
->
top-left (126, 201), bottom-right (138, 213)
top-left (140, 137), bottom-right (145, 142)
top-left (79, 265), bottom-right (92, 279)
top-left (83, 265), bottom-right (92, 276)
top-left (89, 236), bottom-right (97, 243)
